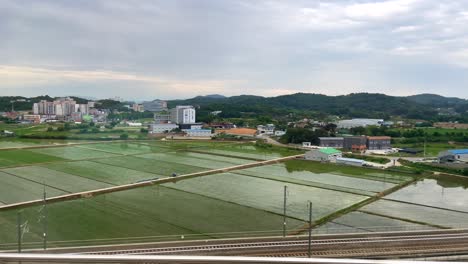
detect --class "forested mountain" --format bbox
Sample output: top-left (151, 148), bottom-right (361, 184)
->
top-left (170, 93), bottom-right (468, 121)
top-left (1, 93), bottom-right (467, 122)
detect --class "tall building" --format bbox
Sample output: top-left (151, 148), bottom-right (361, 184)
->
top-left (170, 105), bottom-right (196, 124)
top-left (132, 104), bottom-right (144, 112)
top-left (32, 98), bottom-right (83, 116)
top-left (142, 100), bottom-right (168, 112)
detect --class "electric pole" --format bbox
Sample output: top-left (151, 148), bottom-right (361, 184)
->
top-left (308, 201), bottom-right (313, 258)
top-left (42, 184), bottom-right (48, 250)
top-left (283, 186), bottom-right (287, 237)
top-left (17, 211), bottom-right (22, 253)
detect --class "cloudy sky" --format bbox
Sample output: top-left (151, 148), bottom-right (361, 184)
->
top-left (1, 0), bottom-right (468, 100)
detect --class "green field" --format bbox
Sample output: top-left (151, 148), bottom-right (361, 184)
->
top-left (361, 199), bottom-right (468, 228)
top-left (0, 185), bottom-right (306, 249)
top-left (163, 172), bottom-right (370, 221)
top-left (0, 149), bottom-right (66, 167)
top-left (1, 139), bottom-right (463, 250)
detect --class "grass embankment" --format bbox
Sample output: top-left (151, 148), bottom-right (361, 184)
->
top-left (284, 159), bottom-right (419, 183)
top-left (399, 159), bottom-right (468, 176)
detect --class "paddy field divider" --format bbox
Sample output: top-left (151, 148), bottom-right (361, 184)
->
top-left (0, 154), bottom-right (305, 211)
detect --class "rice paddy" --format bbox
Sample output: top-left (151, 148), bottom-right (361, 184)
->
top-left (1, 139), bottom-right (463, 250)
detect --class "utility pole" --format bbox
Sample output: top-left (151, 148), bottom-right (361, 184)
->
top-left (424, 135), bottom-right (427, 158)
top-left (308, 201), bottom-right (312, 258)
top-left (42, 184), bottom-right (48, 251)
top-left (17, 211), bottom-right (22, 253)
top-left (283, 186), bottom-right (287, 237)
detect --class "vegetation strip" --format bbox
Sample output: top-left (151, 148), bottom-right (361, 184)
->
top-left (357, 210), bottom-right (449, 229)
top-left (381, 198), bottom-right (468, 215)
top-left (0, 154), bottom-right (304, 211)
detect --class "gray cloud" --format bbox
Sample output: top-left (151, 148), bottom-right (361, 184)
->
top-left (0, 0), bottom-right (467, 99)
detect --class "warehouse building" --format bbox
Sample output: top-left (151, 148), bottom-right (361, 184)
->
top-left (336, 157), bottom-right (365, 167)
top-left (149, 123), bottom-right (178, 134)
top-left (438, 149), bottom-right (468, 163)
top-left (318, 137), bottom-right (344, 148)
top-left (366, 136), bottom-right (392, 150)
top-left (305, 148), bottom-right (342, 162)
top-left (343, 136), bottom-right (367, 152)
top-left (337, 119), bottom-right (384, 129)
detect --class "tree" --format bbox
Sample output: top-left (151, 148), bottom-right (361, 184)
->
top-left (120, 133), bottom-right (129, 140)
top-left (47, 127), bottom-right (53, 132)
top-left (64, 123), bottom-right (71, 131)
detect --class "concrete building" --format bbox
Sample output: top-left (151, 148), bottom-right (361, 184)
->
top-left (179, 123), bottom-right (203, 130)
top-left (257, 124), bottom-right (275, 135)
top-left (170, 106), bottom-right (196, 124)
top-left (438, 149), bottom-right (468, 163)
top-left (149, 123), bottom-right (178, 134)
top-left (33, 98), bottom-right (80, 116)
top-left (305, 148), bottom-right (342, 162)
top-left (22, 114), bottom-right (41, 124)
top-left (132, 104), bottom-right (144, 112)
top-left (183, 129), bottom-right (212, 138)
top-left (343, 136), bottom-right (367, 152)
top-left (366, 136), bottom-right (392, 150)
top-left (154, 113), bottom-right (171, 124)
top-left (208, 122), bottom-right (235, 129)
top-left (274, 130), bottom-right (286, 136)
top-left (337, 119), bottom-right (384, 129)
top-left (142, 100), bottom-right (168, 112)
top-left (319, 137), bottom-right (344, 148)
top-left (127, 122), bottom-right (142, 127)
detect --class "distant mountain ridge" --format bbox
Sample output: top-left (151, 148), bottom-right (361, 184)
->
top-left (168, 93), bottom-right (468, 121)
top-left (406, 93), bottom-right (467, 106)
top-left (1, 93), bottom-right (467, 122)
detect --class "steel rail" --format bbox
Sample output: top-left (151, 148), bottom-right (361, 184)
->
top-left (0, 253), bottom-right (466, 264)
top-left (81, 234), bottom-right (468, 255)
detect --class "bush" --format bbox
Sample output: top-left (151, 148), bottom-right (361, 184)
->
top-left (120, 133), bottom-right (129, 140)
top-left (47, 127), bottom-right (54, 132)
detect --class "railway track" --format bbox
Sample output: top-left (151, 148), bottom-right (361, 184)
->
top-left (64, 230), bottom-right (468, 258)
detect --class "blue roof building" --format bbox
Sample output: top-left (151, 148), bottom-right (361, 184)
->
top-left (438, 149), bottom-right (468, 163)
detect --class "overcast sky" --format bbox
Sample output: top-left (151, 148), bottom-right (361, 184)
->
top-left (1, 0), bottom-right (468, 100)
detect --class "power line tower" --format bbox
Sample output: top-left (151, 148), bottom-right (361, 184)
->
top-left (38, 183), bottom-right (48, 250)
top-left (17, 211), bottom-right (29, 253)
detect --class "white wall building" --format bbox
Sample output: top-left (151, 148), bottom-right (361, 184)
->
top-left (257, 124), bottom-right (275, 135)
top-left (438, 149), bottom-right (468, 163)
top-left (183, 129), bottom-right (212, 138)
top-left (149, 123), bottom-right (178, 134)
top-left (305, 148), bottom-right (342, 162)
top-left (274, 130), bottom-right (286, 136)
top-left (170, 106), bottom-right (196, 124)
top-left (337, 119), bottom-right (384, 129)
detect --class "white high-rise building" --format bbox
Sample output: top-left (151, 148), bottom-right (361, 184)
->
top-left (32, 103), bottom-right (39, 115)
top-left (170, 105), bottom-right (196, 124)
